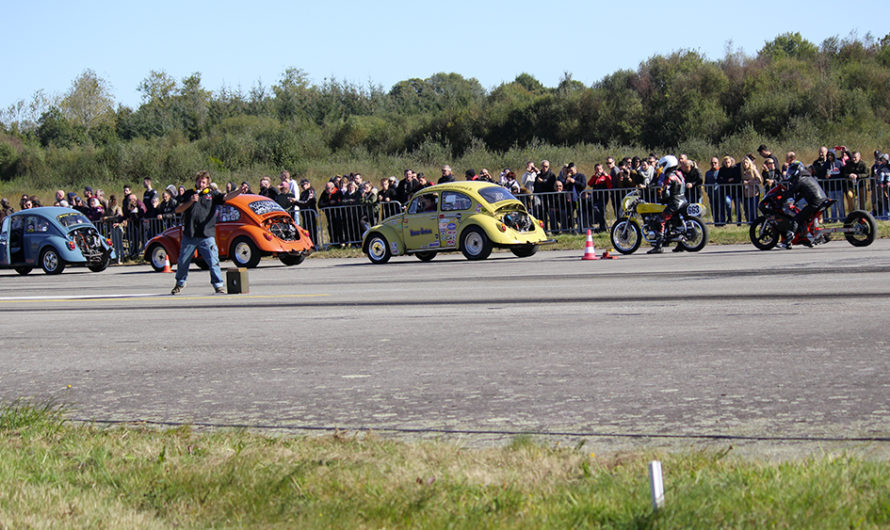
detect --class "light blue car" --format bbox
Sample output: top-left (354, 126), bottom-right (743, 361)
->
top-left (0, 207), bottom-right (115, 275)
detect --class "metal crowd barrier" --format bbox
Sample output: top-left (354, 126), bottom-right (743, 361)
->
top-left (87, 179), bottom-right (884, 259)
top-left (317, 202), bottom-right (403, 249)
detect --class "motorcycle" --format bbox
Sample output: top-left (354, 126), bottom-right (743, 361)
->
top-left (749, 183), bottom-right (877, 250)
top-left (609, 190), bottom-right (709, 254)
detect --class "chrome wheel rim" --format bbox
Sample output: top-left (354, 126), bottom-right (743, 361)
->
top-left (368, 237), bottom-right (387, 261)
top-left (43, 250), bottom-right (59, 272)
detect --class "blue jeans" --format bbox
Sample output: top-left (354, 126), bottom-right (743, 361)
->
top-left (175, 235), bottom-right (223, 288)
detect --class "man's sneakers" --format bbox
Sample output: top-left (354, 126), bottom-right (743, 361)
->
top-left (777, 240), bottom-right (792, 250)
top-left (171, 283), bottom-right (225, 295)
top-left (672, 245), bottom-right (686, 253)
top-left (646, 246), bottom-right (663, 254)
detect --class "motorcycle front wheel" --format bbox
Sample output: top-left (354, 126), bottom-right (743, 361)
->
top-left (679, 216), bottom-right (709, 252)
top-left (610, 218), bottom-right (642, 254)
top-left (749, 216), bottom-right (779, 250)
top-left (844, 210), bottom-right (877, 247)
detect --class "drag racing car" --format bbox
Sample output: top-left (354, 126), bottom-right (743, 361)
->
top-left (0, 207), bottom-right (115, 274)
top-left (144, 194), bottom-right (314, 271)
top-left (362, 181), bottom-right (553, 263)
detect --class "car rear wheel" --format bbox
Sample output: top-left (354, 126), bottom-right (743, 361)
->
top-left (148, 244), bottom-right (169, 272)
top-left (88, 251), bottom-right (111, 272)
top-left (365, 233), bottom-right (391, 264)
top-left (279, 253), bottom-right (306, 266)
top-left (414, 251), bottom-right (437, 262)
top-left (460, 226), bottom-right (492, 261)
top-left (40, 247), bottom-right (65, 275)
top-left (230, 237), bottom-right (261, 268)
top-left (510, 244), bottom-right (537, 258)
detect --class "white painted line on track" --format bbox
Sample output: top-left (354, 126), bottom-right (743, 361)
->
top-left (0, 293), bottom-right (163, 301)
top-left (0, 293), bottom-right (330, 303)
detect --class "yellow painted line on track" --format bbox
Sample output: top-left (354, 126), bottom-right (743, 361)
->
top-left (0, 293), bottom-right (330, 304)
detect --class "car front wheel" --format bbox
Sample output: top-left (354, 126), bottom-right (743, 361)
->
top-left (365, 233), bottom-right (391, 264)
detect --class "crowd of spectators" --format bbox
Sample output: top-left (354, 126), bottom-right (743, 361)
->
top-left (1, 143), bottom-right (887, 254)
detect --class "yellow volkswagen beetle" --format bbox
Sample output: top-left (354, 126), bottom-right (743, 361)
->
top-left (362, 181), bottom-right (553, 263)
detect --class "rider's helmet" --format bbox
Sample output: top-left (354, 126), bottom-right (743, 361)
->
top-left (783, 160), bottom-right (805, 183)
top-left (655, 155), bottom-right (679, 176)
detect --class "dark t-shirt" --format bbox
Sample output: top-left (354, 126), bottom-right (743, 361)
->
top-left (181, 188), bottom-right (225, 238)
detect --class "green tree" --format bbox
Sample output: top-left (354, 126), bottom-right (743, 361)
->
top-left (60, 69), bottom-right (115, 133)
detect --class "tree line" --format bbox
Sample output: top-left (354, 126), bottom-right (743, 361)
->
top-left (2, 32), bottom-right (890, 189)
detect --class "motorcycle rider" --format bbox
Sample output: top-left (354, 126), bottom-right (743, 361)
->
top-left (779, 161), bottom-right (830, 249)
top-left (648, 155), bottom-right (687, 254)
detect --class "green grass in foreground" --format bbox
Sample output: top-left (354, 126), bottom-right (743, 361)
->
top-left (2, 402), bottom-right (890, 528)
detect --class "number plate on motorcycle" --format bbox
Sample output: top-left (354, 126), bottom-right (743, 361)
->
top-left (686, 204), bottom-right (703, 217)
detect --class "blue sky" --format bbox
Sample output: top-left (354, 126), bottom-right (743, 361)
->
top-left (6, 0), bottom-right (889, 110)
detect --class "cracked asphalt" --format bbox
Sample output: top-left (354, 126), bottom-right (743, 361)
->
top-left (2, 240), bottom-right (889, 457)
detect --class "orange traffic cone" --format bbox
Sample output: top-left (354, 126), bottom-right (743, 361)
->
top-left (581, 229), bottom-right (599, 260)
top-left (162, 254), bottom-right (173, 273)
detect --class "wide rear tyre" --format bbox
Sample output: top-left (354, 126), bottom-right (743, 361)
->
top-left (414, 251), bottom-right (437, 262)
top-left (88, 251), bottom-right (111, 272)
top-left (460, 226), bottom-right (492, 260)
top-left (510, 244), bottom-right (538, 258)
top-left (679, 216), bottom-right (709, 252)
top-left (40, 247), bottom-right (65, 275)
top-left (279, 253), bottom-right (307, 266)
top-left (14, 267), bottom-right (32, 275)
top-left (749, 216), bottom-right (779, 250)
top-left (230, 237), bottom-right (261, 268)
top-left (844, 210), bottom-right (877, 247)
top-left (610, 218), bottom-right (642, 254)
top-left (365, 233), bottom-right (391, 264)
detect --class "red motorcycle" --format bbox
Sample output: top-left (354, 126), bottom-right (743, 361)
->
top-left (749, 183), bottom-right (877, 250)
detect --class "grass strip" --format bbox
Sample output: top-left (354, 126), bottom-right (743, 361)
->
top-left (1, 402), bottom-right (889, 527)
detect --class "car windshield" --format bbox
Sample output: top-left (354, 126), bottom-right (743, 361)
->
top-left (249, 200), bottom-right (287, 216)
top-left (56, 212), bottom-right (92, 228)
top-left (478, 186), bottom-right (518, 204)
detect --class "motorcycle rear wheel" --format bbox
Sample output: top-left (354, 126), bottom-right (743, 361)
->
top-left (610, 218), bottom-right (642, 254)
top-left (749, 216), bottom-right (779, 250)
top-left (679, 216), bottom-right (708, 252)
top-left (843, 210), bottom-right (877, 247)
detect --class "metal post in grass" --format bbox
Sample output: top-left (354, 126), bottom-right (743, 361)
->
top-left (649, 460), bottom-right (664, 510)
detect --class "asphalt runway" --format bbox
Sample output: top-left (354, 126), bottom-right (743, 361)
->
top-left (2, 240), bottom-right (890, 456)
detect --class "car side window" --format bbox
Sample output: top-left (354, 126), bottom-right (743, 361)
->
top-left (217, 205), bottom-right (241, 223)
top-left (441, 191), bottom-right (472, 211)
top-left (24, 216), bottom-right (38, 233)
top-left (408, 194), bottom-right (438, 214)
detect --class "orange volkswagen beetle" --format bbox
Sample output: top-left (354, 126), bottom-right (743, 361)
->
top-left (144, 194), bottom-right (313, 271)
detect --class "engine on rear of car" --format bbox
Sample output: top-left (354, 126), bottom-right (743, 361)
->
top-left (70, 226), bottom-right (106, 260)
top-left (502, 211), bottom-right (534, 232)
top-left (267, 217), bottom-right (300, 241)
